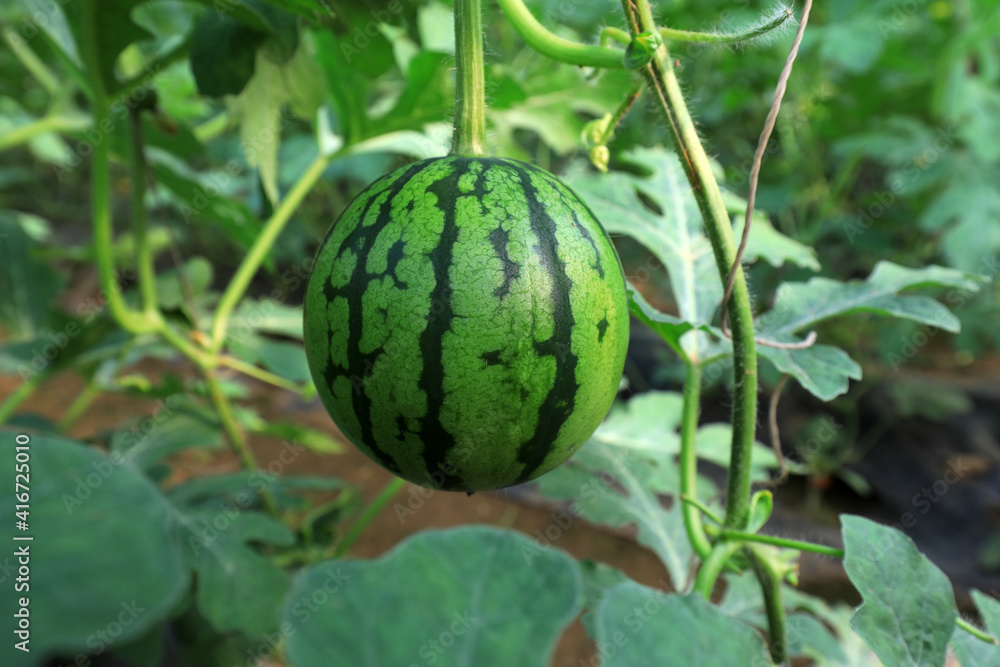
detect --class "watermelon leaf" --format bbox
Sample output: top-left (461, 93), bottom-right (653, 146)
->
top-left (149, 156), bottom-right (265, 253)
top-left (62, 0), bottom-right (154, 93)
top-left (757, 261), bottom-right (984, 339)
top-left (282, 527), bottom-right (582, 667)
top-left (749, 262), bottom-right (986, 400)
top-left (174, 507), bottom-right (295, 639)
top-left (951, 590), bottom-right (1000, 666)
top-left (841, 515), bottom-right (957, 667)
top-left (0, 433), bottom-right (187, 663)
top-left (0, 213), bottom-right (64, 342)
top-left (591, 582), bottom-right (770, 665)
top-left (230, 39), bottom-right (326, 203)
top-left (111, 402), bottom-right (225, 473)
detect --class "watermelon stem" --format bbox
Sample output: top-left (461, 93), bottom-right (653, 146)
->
top-left (496, 0), bottom-right (626, 69)
top-left (619, 0), bottom-right (759, 534)
top-left (452, 0), bottom-right (488, 156)
top-left (204, 369), bottom-right (280, 516)
top-left (680, 361), bottom-right (713, 560)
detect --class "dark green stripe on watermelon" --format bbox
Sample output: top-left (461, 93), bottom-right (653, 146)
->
top-left (303, 156), bottom-right (629, 492)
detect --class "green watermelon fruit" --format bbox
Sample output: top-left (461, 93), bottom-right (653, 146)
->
top-left (303, 156), bottom-right (628, 491)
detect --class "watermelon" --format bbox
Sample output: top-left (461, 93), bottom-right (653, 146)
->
top-left (303, 156), bottom-right (628, 491)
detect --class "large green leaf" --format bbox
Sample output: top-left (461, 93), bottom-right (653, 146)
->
top-left (592, 583), bottom-right (769, 665)
top-left (841, 515), bottom-right (957, 667)
top-left (189, 0), bottom-right (299, 97)
top-left (150, 157), bottom-right (264, 251)
top-left (282, 526), bottom-right (582, 667)
top-left (175, 507), bottom-right (294, 639)
top-left (230, 39), bottom-right (326, 203)
top-left (759, 262), bottom-right (984, 337)
top-left (112, 402), bottom-right (224, 473)
top-left (950, 590), bottom-right (1000, 666)
top-left (0, 433), bottom-right (187, 665)
top-left (0, 214), bottom-right (64, 341)
top-left (63, 0), bottom-right (154, 92)
top-left (751, 262), bottom-right (985, 399)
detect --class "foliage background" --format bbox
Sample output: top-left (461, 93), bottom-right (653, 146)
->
top-left (0, 0), bottom-right (999, 665)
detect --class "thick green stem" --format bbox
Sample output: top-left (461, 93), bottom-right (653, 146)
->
top-left (718, 530), bottom-right (844, 558)
top-left (680, 361), bottom-right (712, 559)
top-left (203, 370), bottom-right (278, 515)
top-left (747, 547), bottom-right (788, 664)
top-left (496, 0), bottom-right (625, 69)
top-left (80, 0), bottom-right (154, 336)
top-left (0, 375), bottom-right (43, 424)
top-left (693, 540), bottom-right (741, 598)
top-left (620, 0), bottom-right (761, 618)
top-left (335, 477), bottom-right (407, 557)
top-left (129, 113), bottom-right (159, 317)
top-left (452, 0), bottom-right (488, 156)
top-left (628, 12), bottom-right (759, 532)
top-left (209, 153), bottom-right (332, 353)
